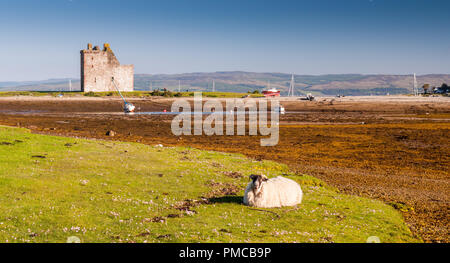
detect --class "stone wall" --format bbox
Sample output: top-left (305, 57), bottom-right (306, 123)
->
top-left (80, 43), bottom-right (134, 92)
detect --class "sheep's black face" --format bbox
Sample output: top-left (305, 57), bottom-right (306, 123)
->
top-left (250, 174), bottom-right (259, 183)
top-left (249, 174), bottom-right (268, 191)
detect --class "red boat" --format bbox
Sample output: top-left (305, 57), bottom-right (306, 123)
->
top-left (262, 88), bottom-right (281, 97)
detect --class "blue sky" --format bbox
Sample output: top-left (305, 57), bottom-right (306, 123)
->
top-left (0, 0), bottom-right (449, 81)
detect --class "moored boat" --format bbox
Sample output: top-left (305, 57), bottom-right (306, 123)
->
top-left (262, 88), bottom-right (281, 97)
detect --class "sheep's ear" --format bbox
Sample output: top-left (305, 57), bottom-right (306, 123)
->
top-left (249, 174), bottom-right (258, 182)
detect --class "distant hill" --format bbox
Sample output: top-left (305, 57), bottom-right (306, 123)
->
top-left (134, 72), bottom-right (450, 96)
top-left (2, 72), bottom-right (449, 96)
top-left (0, 79), bottom-right (80, 92)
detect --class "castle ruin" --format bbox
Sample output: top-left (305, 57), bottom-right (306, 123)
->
top-left (80, 43), bottom-right (134, 92)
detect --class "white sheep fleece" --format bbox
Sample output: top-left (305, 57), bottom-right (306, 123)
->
top-left (243, 176), bottom-right (303, 208)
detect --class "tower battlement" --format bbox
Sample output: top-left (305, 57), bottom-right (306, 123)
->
top-left (80, 43), bottom-right (134, 92)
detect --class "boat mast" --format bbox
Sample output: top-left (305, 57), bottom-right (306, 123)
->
top-left (288, 74), bottom-right (295, 97)
top-left (413, 73), bottom-right (418, 96)
top-left (111, 77), bottom-right (128, 104)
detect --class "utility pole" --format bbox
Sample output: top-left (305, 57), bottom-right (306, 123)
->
top-left (178, 80), bottom-right (181, 92)
top-left (212, 80), bottom-right (215, 92)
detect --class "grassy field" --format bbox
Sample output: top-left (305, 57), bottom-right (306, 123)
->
top-left (0, 91), bottom-right (264, 98)
top-left (0, 126), bottom-right (419, 243)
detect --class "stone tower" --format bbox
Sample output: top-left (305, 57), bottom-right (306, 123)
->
top-left (80, 43), bottom-right (134, 92)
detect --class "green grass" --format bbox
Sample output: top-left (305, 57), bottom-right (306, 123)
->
top-left (187, 91), bottom-right (264, 98)
top-left (0, 126), bottom-right (419, 243)
top-left (0, 91), bottom-right (264, 98)
top-left (0, 91), bottom-right (80, 97)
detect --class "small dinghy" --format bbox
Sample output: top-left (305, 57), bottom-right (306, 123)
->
top-left (273, 105), bottom-right (285, 114)
top-left (123, 102), bottom-right (136, 113)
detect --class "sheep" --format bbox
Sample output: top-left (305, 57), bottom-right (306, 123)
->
top-left (243, 174), bottom-right (303, 208)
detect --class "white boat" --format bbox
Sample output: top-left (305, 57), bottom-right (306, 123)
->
top-left (306, 93), bottom-right (315, 101)
top-left (273, 105), bottom-right (285, 114)
top-left (124, 102), bottom-right (136, 113)
top-left (262, 88), bottom-right (281, 97)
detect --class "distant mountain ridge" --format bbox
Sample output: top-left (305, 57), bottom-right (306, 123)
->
top-left (2, 72), bottom-right (449, 96)
top-left (0, 78), bottom-right (79, 92)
